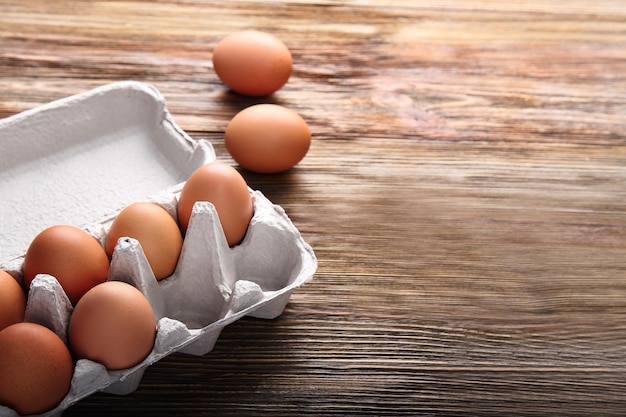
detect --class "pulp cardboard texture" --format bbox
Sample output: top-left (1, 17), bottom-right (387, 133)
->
top-left (0, 81), bottom-right (215, 264)
top-left (0, 82), bottom-right (317, 417)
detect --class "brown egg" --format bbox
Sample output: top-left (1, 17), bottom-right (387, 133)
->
top-left (212, 30), bottom-right (293, 97)
top-left (23, 225), bottom-right (110, 305)
top-left (106, 202), bottom-right (183, 281)
top-left (0, 270), bottom-right (26, 332)
top-left (225, 104), bottom-right (311, 174)
top-left (178, 162), bottom-right (254, 246)
top-left (68, 281), bottom-right (156, 370)
top-left (0, 322), bottom-right (74, 415)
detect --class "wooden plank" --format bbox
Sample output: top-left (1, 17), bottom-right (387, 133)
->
top-left (0, 0), bottom-right (625, 415)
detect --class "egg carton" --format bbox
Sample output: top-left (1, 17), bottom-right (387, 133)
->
top-left (0, 82), bottom-right (317, 417)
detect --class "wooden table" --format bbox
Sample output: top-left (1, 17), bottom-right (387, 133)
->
top-left (2, 1), bottom-right (626, 415)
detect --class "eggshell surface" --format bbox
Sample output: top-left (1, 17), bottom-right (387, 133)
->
top-left (68, 281), bottom-right (157, 370)
top-left (0, 270), bottom-right (26, 331)
top-left (106, 202), bottom-right (183, 281)
top-left (212, 30), bottom-right (293, 97)
top-left (225, 104), bottom-right (311, 174)
top-left (22, 225), bottom-right (110, 305)
top-left (178, 162), bottom-right (254, 246)
top-left (0, 322), bottom-right (74, 415)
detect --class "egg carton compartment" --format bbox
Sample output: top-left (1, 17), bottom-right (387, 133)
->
top-left (1, 186), bottom-right (315, 417)
top-left (0, 83), bottom-right (317, 417)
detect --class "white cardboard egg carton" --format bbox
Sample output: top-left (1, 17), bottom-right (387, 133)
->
top-left (0, 81), bottom-right (317, 417)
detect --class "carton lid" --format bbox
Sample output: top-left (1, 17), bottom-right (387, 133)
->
top-left (0, 81), bottom-right (215, 263)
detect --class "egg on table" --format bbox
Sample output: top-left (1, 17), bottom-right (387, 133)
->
top-left (225, 103), bottom-right (311, 174)
top-left (212, 30), bottom-right (293, 97)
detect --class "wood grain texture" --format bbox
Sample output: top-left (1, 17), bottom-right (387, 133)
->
top-left (1, 0), bottom-right (625, 415)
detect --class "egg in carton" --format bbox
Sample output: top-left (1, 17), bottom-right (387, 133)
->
top-left (0, 82), bottom-right (316, 417)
